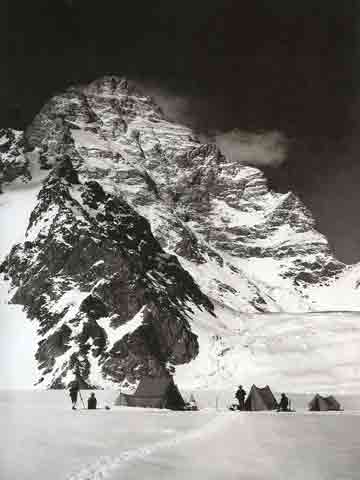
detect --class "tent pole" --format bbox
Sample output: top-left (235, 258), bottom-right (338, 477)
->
top-left (79, 390), bottom-right (86, 409)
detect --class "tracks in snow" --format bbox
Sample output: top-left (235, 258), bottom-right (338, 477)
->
top-left (66, 412), bottom-right (232, 480)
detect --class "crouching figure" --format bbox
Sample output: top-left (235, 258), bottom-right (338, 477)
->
top-left (278, 393), bottom-right (290, 412)
top-left (88, 392), bottom-right (97, 410)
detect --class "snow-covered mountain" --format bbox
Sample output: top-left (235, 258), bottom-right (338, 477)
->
top-left (1, 76), bottom-right (360, 390)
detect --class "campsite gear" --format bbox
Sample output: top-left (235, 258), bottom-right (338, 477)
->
top-left (309, 394), bottom-right (341, 411)
top-left (244, 385), bottom-right (278, 411)
top-left (184, 393), bottom-right (199, 411)
top-left (235, 385), bottom-right (246, 410)
top-left (115, 376), bottom-right (186, 410)
top-left (279, 393), bottom-right (289, 412)
top-left (77, 406), bottom-right (111, 411)
top-left (88, 393), bottom-right (97, 410)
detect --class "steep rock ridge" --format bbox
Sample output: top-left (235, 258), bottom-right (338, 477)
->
top-left (0, 129), bottom-right (31, 189)
top-left (1, 76), bottom-right (357, 388)
top-left (154, 144), bottom-right (343, 288)
top-left (1, 157), bottom-right (213, 387)
top-left (22, 78), bottom-right (283, 313)
top-left (23, 76), bottom-right (344, 309)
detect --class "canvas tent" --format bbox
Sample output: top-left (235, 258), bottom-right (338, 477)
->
top-left (115, 376), bottom-right (186, 410)
top-left (244, 385), bottom-right (278, 411)
top-left (309, 394), bottom-right (341, 411)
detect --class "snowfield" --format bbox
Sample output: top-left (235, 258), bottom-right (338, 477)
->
top-left (1, 390), bottom-right (360, 480)
top-left (175, 308), bottom-right (360, 394)
top-left (0, 170), bottom-right (44, 388)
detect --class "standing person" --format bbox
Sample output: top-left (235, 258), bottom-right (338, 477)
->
top-left (88, 392), bottom-right (97, 410)
top-left (235, 385), bottom-right (247, 410)
top-left (69, 380), bottom-right (80, 410)
top-left (279, 393), bottom-right (289, 412)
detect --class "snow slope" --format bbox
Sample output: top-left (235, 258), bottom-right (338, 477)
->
top-left (175, 307), bottom-right (360, 394)
top-left (0, 163), bottom-right (46, 388)
top-left (121, 409), bottom-right (360, 480)
top-left (1, 391), bottom-right (360, 480)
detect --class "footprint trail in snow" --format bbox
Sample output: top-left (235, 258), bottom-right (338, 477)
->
top-left (66, 413), bottom-right (231, 480)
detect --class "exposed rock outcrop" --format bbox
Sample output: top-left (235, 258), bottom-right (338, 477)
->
top-left (2, 160), bottom-right (213, 387)
top-left (0, 76), bottom-right (354, 388)
top-left (0, 129), bottom-right (31, 190)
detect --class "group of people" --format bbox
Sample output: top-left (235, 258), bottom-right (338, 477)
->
top-left (235, 385), bottom-right (290, 411)
top-left (69, 380), bottom-right (291, 412)
top-left (69, 381), bottom-right (97, 410)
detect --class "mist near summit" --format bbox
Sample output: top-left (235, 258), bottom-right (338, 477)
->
top-left (215, 130), bottom-right (288, 168)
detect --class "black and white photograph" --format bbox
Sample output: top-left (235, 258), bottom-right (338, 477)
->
top-left (1, 1), bottom-right (360, 479)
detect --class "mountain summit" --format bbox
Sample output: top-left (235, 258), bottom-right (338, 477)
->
top-left (1, 76), bottom-right (360, 390)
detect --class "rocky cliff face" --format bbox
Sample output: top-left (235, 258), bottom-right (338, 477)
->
top-left (0, 76), bottom-right (355, 388)
top-left (0, 128), bottom-right (31, 189)
top-left (1, 156), bottom-right (213, 388)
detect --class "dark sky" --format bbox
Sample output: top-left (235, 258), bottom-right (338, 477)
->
top-left (2, 0), bottom-right (360, 262)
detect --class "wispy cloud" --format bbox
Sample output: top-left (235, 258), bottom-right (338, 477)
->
top-left (215, 129), bottom-right (288, 167)
top-left (135, 82), bottom-right (289, 168)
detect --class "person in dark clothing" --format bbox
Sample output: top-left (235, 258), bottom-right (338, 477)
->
top-left (235, 385), bottom-right (246, 410)
top-left (88, 392), bottom-right (97, 410)
top-left (279, 393), bottom-right (289, 411)
top-left (69, 380), bottom-right (80, 410)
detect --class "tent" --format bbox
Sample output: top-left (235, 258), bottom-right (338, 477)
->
top-left (309, 394), bottom-right (341, 411)
top-left (115, 376), bottom-right (186, 410)
top-left (244, 385), bottom-right (278, 411)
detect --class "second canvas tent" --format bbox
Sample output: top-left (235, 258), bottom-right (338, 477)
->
top-left (244, 384), bottom-right (278, 411)
top-left (309, 394), bottom-right (341, 411)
